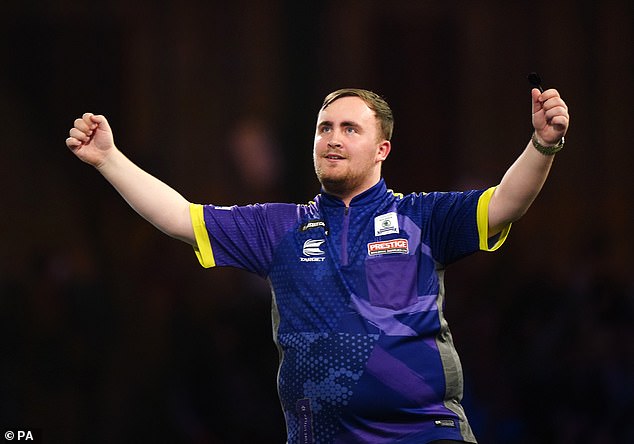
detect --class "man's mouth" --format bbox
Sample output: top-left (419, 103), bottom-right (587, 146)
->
top-left (325, 153), bottom-right (345, 160)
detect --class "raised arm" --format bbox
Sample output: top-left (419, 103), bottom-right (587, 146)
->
top-left (66, 113), bottom-right (195, 245)
top-left (488, 88), bottom-right (570, 235)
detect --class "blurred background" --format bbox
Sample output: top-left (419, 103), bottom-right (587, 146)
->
top-left (1, 0), bottom-right (633, 442)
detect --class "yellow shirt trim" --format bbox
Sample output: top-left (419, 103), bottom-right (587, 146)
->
top-left (476, 187), bottom-right (511, 251)
top-left (190, 203), bottom-right (216, 268)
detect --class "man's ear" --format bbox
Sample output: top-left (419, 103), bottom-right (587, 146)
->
top-left (376, 140), bottom-right (391, 162)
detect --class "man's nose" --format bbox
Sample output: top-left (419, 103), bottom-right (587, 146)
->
top-left (327, 138), bottom-right (342, 149)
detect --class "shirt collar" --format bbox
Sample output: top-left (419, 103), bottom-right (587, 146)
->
top-left (316, 179), bottom-right (388, 208)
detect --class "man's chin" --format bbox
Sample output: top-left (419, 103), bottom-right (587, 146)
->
top-left (318, 176), bottom-right (355, 195)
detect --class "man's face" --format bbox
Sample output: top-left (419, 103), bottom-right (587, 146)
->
top-left (313, 96), bottom-right (390, 199)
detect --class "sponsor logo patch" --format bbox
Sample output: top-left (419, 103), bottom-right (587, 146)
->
top-left (374, 212), bottom-right (399, 236)
top-left (367, 238), bottom-right (409, 256)
top-left (297, 398), bottom-right (314, 444)
top-left (301, 239), bottom-right (326, 262)
top-left (300, 220), bottom-right (328, 234)
top-left (434, 419), bottom-right (456, 428)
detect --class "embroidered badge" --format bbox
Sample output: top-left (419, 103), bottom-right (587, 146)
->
top-left (367, 239), bottom-right (409, 256)
top-left (434, 419), bottom-right (456, 428)
top-left (374, 212), bottom-right (399, 236)
top-left (300, 219), bottom-right (327, 233)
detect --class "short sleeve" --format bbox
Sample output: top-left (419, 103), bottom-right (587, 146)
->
top-left (423, 187), bottom-right (510, 265)
top-left (476, 186), bottom-right (512, 251)
top-left (189, 202), bottom-right (299, 276)
top-left (190, 203), bottom-right (215, 268)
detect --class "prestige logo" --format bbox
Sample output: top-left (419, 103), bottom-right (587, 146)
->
top-left (367, 238), bottom-right (409, 256)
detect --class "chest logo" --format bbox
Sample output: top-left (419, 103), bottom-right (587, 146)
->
top-left (300, 219), bottom-right (327, 234)
top-left (374, 212), bottom-right (399, 236)
top-left (367, 239), bottom-right (409, 256)
top-left (301, 239), bottom-right (326, 262)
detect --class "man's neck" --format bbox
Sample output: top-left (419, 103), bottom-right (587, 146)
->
top-left (321, 178), bottom-right (382, 206)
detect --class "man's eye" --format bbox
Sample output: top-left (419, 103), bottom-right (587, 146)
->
top-left (345, 127), bottom-right (357, 134)
top-left (320, 126), bottom-right (331, 133)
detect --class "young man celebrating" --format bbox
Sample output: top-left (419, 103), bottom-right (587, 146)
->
top-left (66, 86), bottom-right (569, 443)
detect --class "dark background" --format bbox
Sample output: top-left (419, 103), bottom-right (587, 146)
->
top-left (1, 1), bottom-right (633, 443)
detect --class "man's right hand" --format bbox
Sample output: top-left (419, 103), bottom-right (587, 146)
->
top-left (66, 113), bottom-right (115, 168)
top-left (65, 111), bottom-right (195, 244)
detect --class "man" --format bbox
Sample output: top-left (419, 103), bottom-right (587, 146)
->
top-left (66, 86), bottom-right (569, 443)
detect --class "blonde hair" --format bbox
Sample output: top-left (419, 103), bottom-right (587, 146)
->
top-left (321, 88), bottom-right (394, 141)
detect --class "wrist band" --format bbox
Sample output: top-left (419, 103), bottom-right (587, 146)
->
top-left (531, 132), bottom-right (565, 156)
